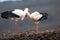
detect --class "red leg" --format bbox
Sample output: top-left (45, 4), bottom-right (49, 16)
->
top-left (15, 21), bottom-right (19, 32)
top-left (35, 23), bottom-right (39, 33)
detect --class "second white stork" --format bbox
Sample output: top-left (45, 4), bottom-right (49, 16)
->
top-left (26, 8), bottom-right (48, 32)
top-left (1, 8), bottom-right (28, 31)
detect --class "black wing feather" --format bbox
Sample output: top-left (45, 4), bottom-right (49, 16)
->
top-left (38, 13), bottom-right (48, 21)
top-left (1, 10), bottom-right (19, 19)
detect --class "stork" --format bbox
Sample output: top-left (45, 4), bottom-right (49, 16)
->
top-left (1, 8), bottom-right (28, 31)
top-left (26, 8), bottom-right (48, 32)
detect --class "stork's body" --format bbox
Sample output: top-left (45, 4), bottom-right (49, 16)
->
top-left (26, 8), bottom-right (48, 32)
top-left (1, 8), bottom-right (28, 31)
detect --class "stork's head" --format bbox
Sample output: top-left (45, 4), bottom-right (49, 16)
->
top-left (21, 8), bottom-right (29, 21)
top-left (24, 8), bottom-right (29, 12)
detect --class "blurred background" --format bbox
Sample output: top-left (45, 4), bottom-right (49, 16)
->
top-left (0, 0), bottom-right (60, 34)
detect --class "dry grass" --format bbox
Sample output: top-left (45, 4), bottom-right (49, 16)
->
top-left (0, 28), bottom-right (60, 40)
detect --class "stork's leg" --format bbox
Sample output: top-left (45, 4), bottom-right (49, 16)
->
top-left (15, 18), bottom-right (19, 32)
top-left (35, 23), bottom-right (39, 33)
top-left (15, 21), bottom-right (19, 32)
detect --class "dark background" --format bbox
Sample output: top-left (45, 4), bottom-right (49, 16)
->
top-left (0, 0), bottom-right (60, 34)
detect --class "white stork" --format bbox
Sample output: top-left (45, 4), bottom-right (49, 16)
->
top-left (26, 8), bottom-right (48, 32)
top-left (1, 8), bottom-right (28, 31)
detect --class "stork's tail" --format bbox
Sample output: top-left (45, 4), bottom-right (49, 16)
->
top-left (40, 13), bottom-right (48, 21)
top-left (1, 11), bottom-right (9, 19)
top-left (1, 11), bottom-right (20, 19)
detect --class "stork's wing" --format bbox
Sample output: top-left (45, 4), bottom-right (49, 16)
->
top-left (12, 9), bottom-right (24, 16)
top-left (30, 11), bottom-right (43, 20)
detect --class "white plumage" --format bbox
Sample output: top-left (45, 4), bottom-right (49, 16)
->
top-left (12, 8), bottom-right (28, 21)
top-left (12, 9), bottom-right (24, 16)
top-left (30, 11), bottom-right (43, 21)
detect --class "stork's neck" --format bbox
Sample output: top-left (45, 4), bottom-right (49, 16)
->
top-left (24, 9), bottom-right (27, 14)
top-left (27, 11), bottom-right (31, 18)
top-left (24, 8), bottom-right (31, 18)
top-left (27, 11), bottom-right (30, 16)
top-left (24, 8), bottom-right (29, 14)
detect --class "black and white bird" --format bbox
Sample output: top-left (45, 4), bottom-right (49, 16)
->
top-left (26, 8), bottom-right (48, 32)
top-left (1, 8), bottom-right (28, 31)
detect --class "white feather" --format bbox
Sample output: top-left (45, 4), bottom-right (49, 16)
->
top-left (12, 8), bottom-right (29, 21)
top-left (12, 9), bottom-right (24, 16)
top-left (30, 11), bottom-right (43, 20)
